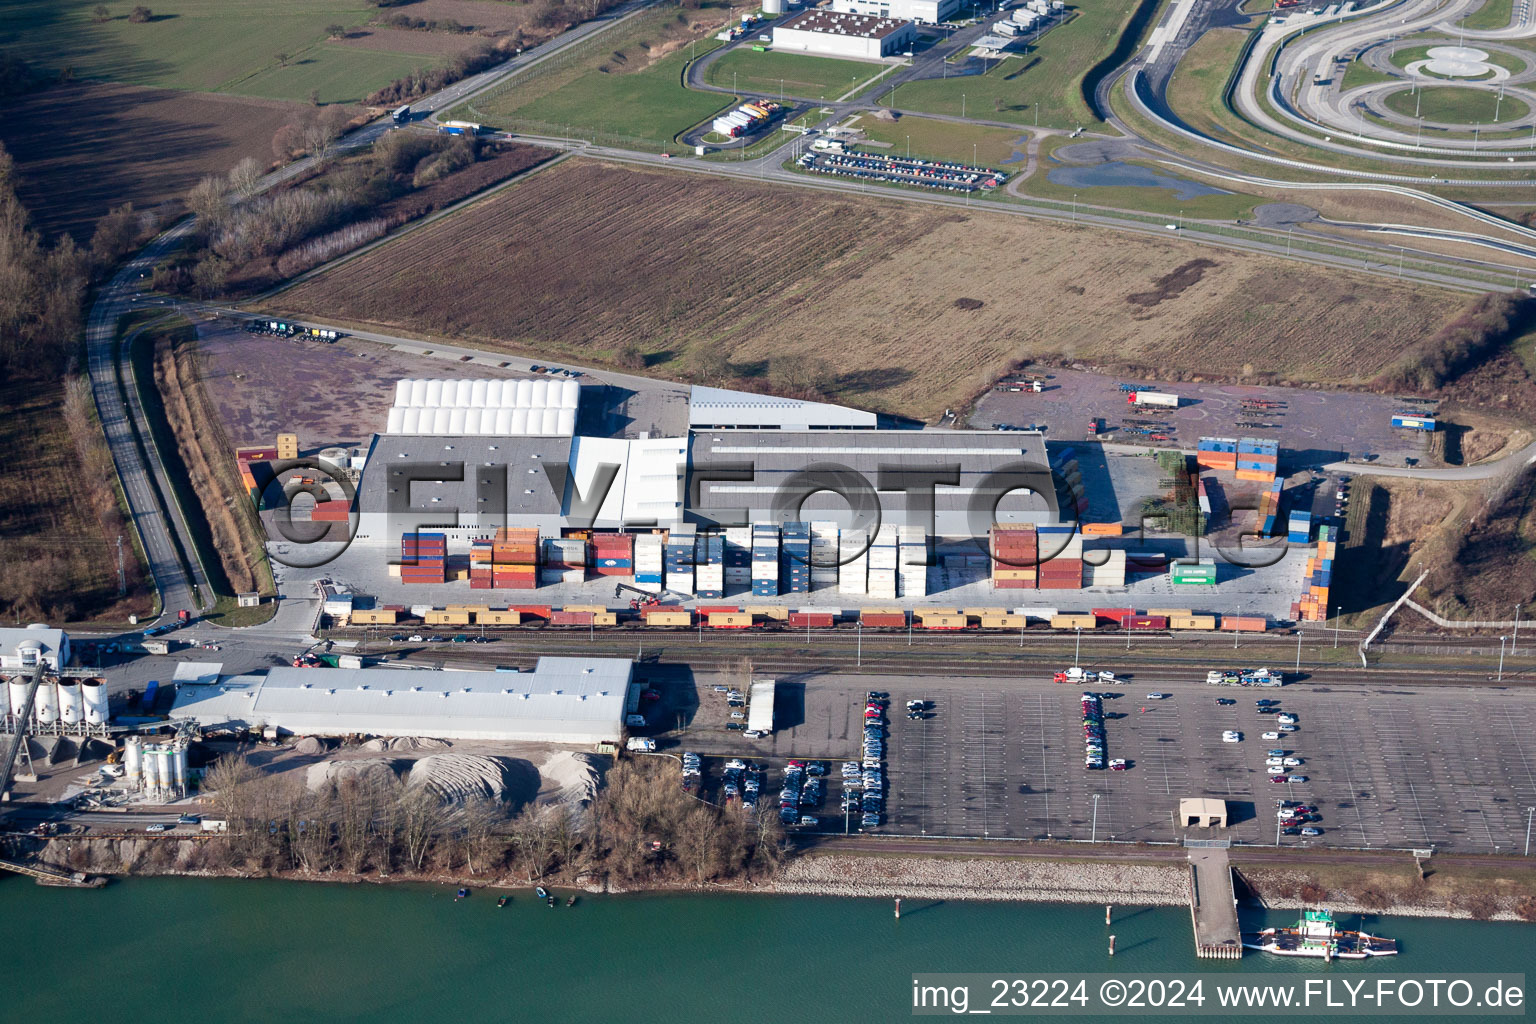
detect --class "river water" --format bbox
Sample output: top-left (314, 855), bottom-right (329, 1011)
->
top-left (1, 876), bottom-right (1528, 1022)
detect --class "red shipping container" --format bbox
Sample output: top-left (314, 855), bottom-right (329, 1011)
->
top-left (993, 579), bottom-right (1033, 589)
top-left (1091, 607), bottom-right (1137, 624)
top-left (469, 578), bottom-right (494, 590)
top-left (696, 605), bottom-right (741, 616)
top-left (1126, 616), bottom-right (1167, 630)
top-left (311, 501), bottom-right (350, 522)
top-left (511, 605), bottom-right (552, 620)
top-left (550, 611), bottom-right (594, 626)
top-left (861, 613), bottom-right (906, 627)
top-left (788, 611), bottom-right (835, 628)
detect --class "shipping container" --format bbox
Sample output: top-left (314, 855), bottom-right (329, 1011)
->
top-left (787, 611), bottom-right (835, 628)
top-left (1091, 607), bottom-right (1137, 625)
top-left (1125, 615), bottom-right (1166, 630)
top-left (424, 611), bottom-right (470, 625)
top-left (1169, 615), bottom-right (1218, 630)
top-left (1391, 414), bottom-right (1436, 430)
top-left (1218, 615), bottom-right (1268, 631)
top-left (645, 610), bottom-right (692, 627)
top-left (979, 615), bottom-right (1026, 628)
top-left (1050, 613), bottom-right (1097, 629)
top-left (919, 613), bottom-right (967, 630)
top-left (477, 611), bottom-right (521, 625)
top-left (860, 611), bottom-right (907, 628)
top-left (510, 605), bottom-right (552, 619)
top-left (549, 611), bottom-right (594, 626)
top-left (709, 612), bottom-right (753, 629)
top-left (1080, 523), bottom-right (1123, 537)
top-left (350, 609), bottom-right (397, 625)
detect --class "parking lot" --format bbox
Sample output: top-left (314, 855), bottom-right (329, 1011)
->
top-left (673, 671), bottom-right (1536, 850)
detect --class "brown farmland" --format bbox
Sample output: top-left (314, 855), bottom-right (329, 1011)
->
top-left (278, 159), bottom-right (1468, 420)
top-left (0, 83), bottom-right (306, 241)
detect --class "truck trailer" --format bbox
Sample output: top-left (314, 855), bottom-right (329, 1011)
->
top-left (1129, 391), bottom-right (1179, 408)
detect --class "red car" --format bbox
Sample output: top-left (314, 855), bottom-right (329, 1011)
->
top-left (1270, 775), bottom-right (1289, 784)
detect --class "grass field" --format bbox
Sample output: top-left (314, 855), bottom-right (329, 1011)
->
top-left (849, 113), bottom-right (1029, 165)
top-left (1462, 0), bottom-right (1515, 31)
top-left (1340, 59), bottom-right (1397, 90)
top-left (462, 3), bottom-right (734, 150)
top-left (1383, 85), bottom-right (1528, 125)
top-left (1164, 26), bottom-right (1255, 137)
top-left (704, 48), bottom-right (888, 101)
top-left (0, 0), bottom-right (451, 102)
top-left (891, 0), bottom-right (1159, 129)
top-left (0, 376), bottom-right (154, 625)
top-left (0, 83), bottom-right (303, 241)
top-left (277, 158), bottom-right (1469, 419)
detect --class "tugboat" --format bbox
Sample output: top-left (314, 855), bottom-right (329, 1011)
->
top-left (1243, 910), bottom-right (1398, 959)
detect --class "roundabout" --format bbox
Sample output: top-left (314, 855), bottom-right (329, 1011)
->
top-left (1403, 45), bottom-right (1511, 80)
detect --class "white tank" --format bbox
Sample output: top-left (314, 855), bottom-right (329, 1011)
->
top-left (764, 0), bottom-right (783, 12)
top-left (319, 447), bottom-right (349, 472)
top-left (159, 749), bottom-right (176, 795)
top-left (0, 678), bottom-right (8, 721)
top-left (57, 680), bottom-right (83, 726)
top-left (514, 379), bottom-right (534, 408)
top-left (141, 745), bottom-right (159, 790)
top-left (35, 681), bottom-right (59, 725)
top-left (394, 379), bottom-right (412, 406)
top-left (530, 378), bottom-right (550, 409)
top-left (172, 740), bottom-right (189, 793)
top-left (83, 680), bottom-right (108, 725)
top-left (557, 408), bottom-right (578, 436)
top-left (124, 736), bottom-right (143, 782)
top-left (7, 677), bottom-right (27, 721)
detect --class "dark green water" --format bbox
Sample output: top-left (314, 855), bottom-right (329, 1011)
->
top-left (1, 876), bottom-right (1529, 1023)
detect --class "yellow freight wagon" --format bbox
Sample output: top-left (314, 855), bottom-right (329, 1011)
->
top-left (980, 614), bottom-right (1026, 628)
top-left (709, 612), bottom-right (753, 628)
top-left (1147, 608), bottom-right (1192, 618)
top-left (1170, 615), bottom-right (1217, 630)
top-left (919, 613), bottom-right (967, 629)
top-left (562, 605), bottom-right (608, 614)
top-left (477, 610), bottom-right (521, 626)
top-left (964, 607), bottom-right (1008, 618)
top-left (350, 609), bottom-right (397, 625)
top-left (424, 611), bottom-right (470, 626)
top-left (745, 605), bottom-right (789, 621)
top-left (446, 605), bottom-right (490, 613)
top-left (646, 610), bottom-right (692, 627)
top-left (591, 612), bottom-right (617, 626)
top-left (1051, 613), bottom-right (1096, 629)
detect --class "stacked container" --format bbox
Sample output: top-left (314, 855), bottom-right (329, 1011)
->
top-left (1036, 525), bottom-right (1082, 589)
top-left (1052, 448), bottom-right (1089, 519)
top-left (1287, 511), bottom-right (1312, 545)
top-left (898, 525), bottom-right (927, 598)
top-left (724, 527), bottom-right (752, 589)
top-left (696, 533), bottom-right (725, 599)
top-left (1195, 437), bottom-right (1238, 472)
top-left (1254, 477), bottom-right (1281, 535)
top-left (592, 532), bottom-right (634, 577)
top-left (634, 534), bottom-right (664, 593)
top-left (990, 524), bottom-right (1037, 590)
top-left (470, 539), bottom-right (494, 589)
top-left (1087, 549), bottom-right (1126, 588)
top-left (491, 527), bottom-right (539, 589)
top-left (665, 524), bottom-right (697, 595)
top-left (400, 532), bottom-right (447, 584)
top-left (542, 537), bottom-right (587, 585)
top-left (1297, 523), bottom-right (1334, 621)
top-left (810, 521), bottom-right (840, 590)
top-left (839, 529), bottom-right (868, 596)
top-left (751, 525), bottom-right (779, 598)
top-left (1235, 437), bottom-right (1279, 483)
top-left (867, 525), bottom-right (898, 600)
top-left (1171, 558), bottom-right (1217, 586)
top-left (780, 522), bottom-right (811, 595)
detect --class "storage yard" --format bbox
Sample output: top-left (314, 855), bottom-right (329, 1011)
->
top-left (796, 146), bottom-right (1007, 193)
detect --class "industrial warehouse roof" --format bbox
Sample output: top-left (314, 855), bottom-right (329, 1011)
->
top-left (689, 385), bottom-right (879, 430)
top-left (777, 9), bottom-right (911, 37)
top-left (358, 434), bottom-right (574, 518)
top-left (0, 625), bottom-right (68, 667)
top-left (687, 429), bottom-right (1057, 526)
top-left (170, 657), bottom-right (633, 743)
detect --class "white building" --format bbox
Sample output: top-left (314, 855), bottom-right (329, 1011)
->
top-left (773, 10), bottom-right (916, 59)
top-left (830, 0), bottom-right (960, 24)
top-left (0, 625), bottom-right (70, 672)
top-left (169, 657), bottom-right (633, 745)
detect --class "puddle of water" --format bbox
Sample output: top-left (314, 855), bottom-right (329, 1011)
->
top-left (1000, 136), bottom-right (1030, 164)
top-left (1045, 160), bottom-right (1229, 200)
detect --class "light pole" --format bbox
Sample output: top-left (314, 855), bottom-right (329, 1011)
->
top-left (1498, 635), bottom-right (1508, 681)
top-left (1091, 793), bottom-right (1100, 843)
top-left (1234, 605), bottom-right (1242, 649)
top-left (1514, 604), bottom-right (1521, 655)
top-left (857, 621), bottom-right (863, 667)
top-left (1286, 227), bottom-right (1293, 256)
top-left (1397, 247), bottom-right (1405, 278)
top-left (1075, 626), bottom-right (1082, 666)
top-left (1527, 806), bottom-right (1533, 856)
top-left (906, 134), bottom-right (910, 160)
top-left (962, 92), bottom-right (966, 119)
top-left (1333, 605), bottom-right (1340, 648)
top-left (1072, 192), bottom-right (1078, 224)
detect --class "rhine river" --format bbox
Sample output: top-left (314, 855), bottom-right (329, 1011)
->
top-left (0, 877), bottom-right (1529, 1022)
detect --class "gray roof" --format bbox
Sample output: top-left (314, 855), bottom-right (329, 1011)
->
top-left (689, 386), bottom-right (878, 430)
top-left (687, 429), bottom-right (1057, 527)
top-left (0, 625), bottom-right (68, 666)
top-left (358, 434), bottom-right (573, 518)
top-left (170, 656), bottom-right (632, 743)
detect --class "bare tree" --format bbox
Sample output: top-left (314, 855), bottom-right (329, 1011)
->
top-left (227, 156), bottom-right (262, 199)
top-left (399, 786), bottom-right (440, 871)
top-left (677, 804), bottom-right (722, 884)
top-left (93, 5), bottom-right (111, 22)
top-left (299, 108), bottom-right (350, 162)
top-left (128, 5), bottom-right (151, 22)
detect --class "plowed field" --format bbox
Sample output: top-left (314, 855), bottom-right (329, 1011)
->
top-left (279, 159), bottom-right (1467, 419)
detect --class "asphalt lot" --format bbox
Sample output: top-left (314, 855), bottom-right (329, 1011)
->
top-left (665, 670), bottom-right (1536, 851)
top-left (971, 368), bottom-right (1430, 469)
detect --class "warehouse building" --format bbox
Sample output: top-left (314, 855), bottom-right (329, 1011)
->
top-left (169, 656), bottom-right (633, 744)
top-left (0, 625), bottom-right (70, 672)
top-left (773, 10), bottom-right (916, 59)
top-left (688, 429), bottom-right (1056, 535)
top-left (830, 0), bottom-right (960, 24)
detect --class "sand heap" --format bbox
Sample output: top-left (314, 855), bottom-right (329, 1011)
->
top-left (304, 758), bottom-right (400, 792)
top-left (293, 736), bottom-right (331, 756)
top-left (538, 750), bottom-right (603, 808)
top-left (405, 754), bottom-right (516, 804)
top-left (361, 736), bottom-right (450, 752)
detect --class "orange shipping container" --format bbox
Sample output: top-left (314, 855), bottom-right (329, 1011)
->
top-left (1218, 615), bottom-right (1268, 631)
top-left (1080, 523), bottom-right (1123, 537)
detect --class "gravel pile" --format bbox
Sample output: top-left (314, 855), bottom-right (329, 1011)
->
top-left (362, 737), bottom-right (450, 752)
top-left (774, 854), bottom-right (1186, 905)
top-left (538, 750), bottom-right (603, 809)
top-left (304, 758), bottom-right (399, 792)
top-left (405, 754), bottom-right (515, 804)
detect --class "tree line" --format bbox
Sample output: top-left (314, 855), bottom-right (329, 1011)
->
top-left (191, 753), bottom-right (789, 886)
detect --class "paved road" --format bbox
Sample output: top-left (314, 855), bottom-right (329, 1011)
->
top-left (1326, 438), bottom-right (1536, 479)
